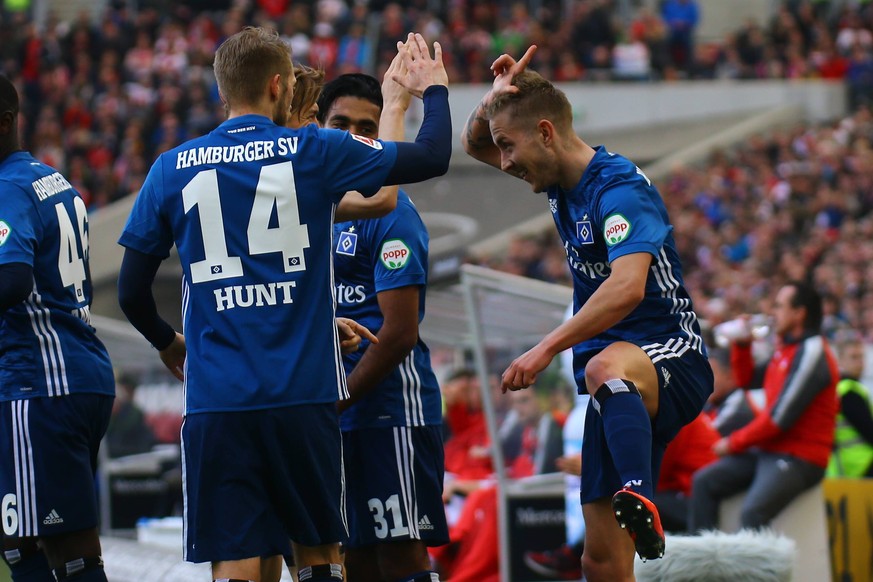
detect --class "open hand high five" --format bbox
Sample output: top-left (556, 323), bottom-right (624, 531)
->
top-left (392, 32), bottom-right (448, 99)
top-left (382, 40), bottom-right (413, 112)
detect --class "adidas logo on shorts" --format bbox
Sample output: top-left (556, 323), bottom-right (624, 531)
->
top-left (43, 509), bottom-right (63, 525)
top-left (418, 515), bottom-right (434, 531)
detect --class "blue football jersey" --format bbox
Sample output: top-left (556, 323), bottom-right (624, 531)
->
top-left (548, 146), bottom-right (705, 373)
top-left (333, 191), bottom-right (441, 430)
top-left (119, 115), bottom-right (398, 413)
top-left (0, 152), bottom-right (114, 401)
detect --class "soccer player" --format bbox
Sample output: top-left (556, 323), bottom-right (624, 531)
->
top-left (0, 74), bottom-right (115, 582)
top-left (288, 64), bottom-right (325, 130)
top-left (460, 46), bottom-right (713, 582)
top-left (116, 28), bottom-right (450, 582)
top-left (322, 72), bottom-right (448, 582)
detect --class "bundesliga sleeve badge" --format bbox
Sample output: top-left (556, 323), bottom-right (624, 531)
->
top-left (351, 134), bottom-right (383, 150)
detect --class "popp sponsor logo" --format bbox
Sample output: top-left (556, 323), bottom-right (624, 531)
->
top-left (380, 239), bottom-right (411, 269)
top-left (0, 221), bottom-right (10, 246)
top-left (603, 214), bottom-right (631, 246)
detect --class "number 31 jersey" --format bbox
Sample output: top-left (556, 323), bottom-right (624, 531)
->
top-left (119, 115), bottom-right (398, 414)
top-left (0, 152), bottom-right (114, 401)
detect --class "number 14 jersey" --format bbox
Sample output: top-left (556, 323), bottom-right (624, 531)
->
top-left (119, 115), bottom-right (398, 414)
top-left (0, 152), bottom-right (114, 401)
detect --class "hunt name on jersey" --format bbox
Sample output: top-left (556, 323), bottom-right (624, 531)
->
top-left (214, 280), bottom-right (297, 312)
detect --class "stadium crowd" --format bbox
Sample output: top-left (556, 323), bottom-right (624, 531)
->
top-left (2, 0), bottom-right (873, 209)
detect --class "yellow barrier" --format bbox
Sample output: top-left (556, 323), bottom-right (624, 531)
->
top-left (824, 478), bottom-right (873, 582)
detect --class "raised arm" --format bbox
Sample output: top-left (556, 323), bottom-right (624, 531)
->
top-left (335, 47), bottom-right (412, 221)
top-left (461, 45), bottom-right (537, 170)
top-left (381, 33), bottom-right (452, 185)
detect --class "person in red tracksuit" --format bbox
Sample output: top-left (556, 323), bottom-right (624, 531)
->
top-left (688, 281), bottom-right (839, 531)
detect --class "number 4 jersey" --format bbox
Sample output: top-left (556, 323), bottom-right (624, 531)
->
top-left (119, 115), bottom-right (399, 413)
top-left (0, 152), bottom-right (114, 401)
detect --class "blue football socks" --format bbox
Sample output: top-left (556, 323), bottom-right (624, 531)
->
top-left (594, 379), bottom-right (654, 499)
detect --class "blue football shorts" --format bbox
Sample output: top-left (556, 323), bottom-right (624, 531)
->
top-left (342, 425), bottom-right (449, 548)
top-left (580, 338), bottom-right (713, 504)
top-left (0, 394), bottom-right (112, 538)
top-left (182, 403), bottom-right (346, 563)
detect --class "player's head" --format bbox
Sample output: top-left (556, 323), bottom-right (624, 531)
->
top-left (773, 281), bottom-right (823, 338)
top-left (0, 74), bottom-right (20, 153)
top-left (213, 26), bottom-right (295, 126)
top-left (485, 71), bottom-right (573, 130)
top-left (484, 70), bottom-right (574, 192)
top-left (509, 385), bottom-right (543, 426)
top-left (835, 330), bottom-right (865, 379)
top-left (287, 64), bottom-right (325, 129)
top-left (317, 73), bottom-right (383, 139)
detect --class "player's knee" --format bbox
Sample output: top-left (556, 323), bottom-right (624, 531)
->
top-left (52, 556), bottom-right (106, 581)
top-left (583, 355), bottom-right (625, 392)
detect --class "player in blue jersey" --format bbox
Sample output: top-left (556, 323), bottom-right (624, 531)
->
top-left (0, 75), bottom-right (115, 582)
top-left (320, 72), bottom-right (448, 582)
top-left (461, 47), bottom-right (713, 582)
top-left (117, 28), bottom-right (450, 582)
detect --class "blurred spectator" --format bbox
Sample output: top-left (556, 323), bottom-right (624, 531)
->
top-left (630, 6), bottom-right (671, 78)
top-left (105, 373), bottom-right (157, 458)
top-left (612, 28), bottom-right (652, 81)
top-left (846, 44), bottom-right (873, 110)
top-left (435, 382), bottom-right (564, 582)
top-left (3, 0), bottom-right (873, 354)
top-left (4, 0), bottom-right (873, 214)
top-left (689, 282), bottom-right (839, 532)
top-left (827, 331), bottom-right (873, 477)
top-left (442, 368), bottom-right (493, 486)
top-left (661, 0), bottom-right (700, 74)
top-left (432, 485), bottom-right (500, 582)
top-left (335, 19), bottom-right (370, 74)
top-left (500, 386), bottom-right (563, 478)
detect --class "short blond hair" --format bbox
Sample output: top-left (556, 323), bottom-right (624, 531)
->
top-left (485, 70), bottom-right (573, 135)
top-left (213, 26), bottom-right (293, 108)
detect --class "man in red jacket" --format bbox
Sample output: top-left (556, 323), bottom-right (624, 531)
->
top-left (689, 281), bottom-right (838, 531)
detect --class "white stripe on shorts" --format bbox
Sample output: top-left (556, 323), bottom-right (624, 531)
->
top-left (392, 426), bottom-right (420, 539)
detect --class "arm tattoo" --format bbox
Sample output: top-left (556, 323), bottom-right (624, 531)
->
top-left (464, 103), bottom-right (492, 151)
